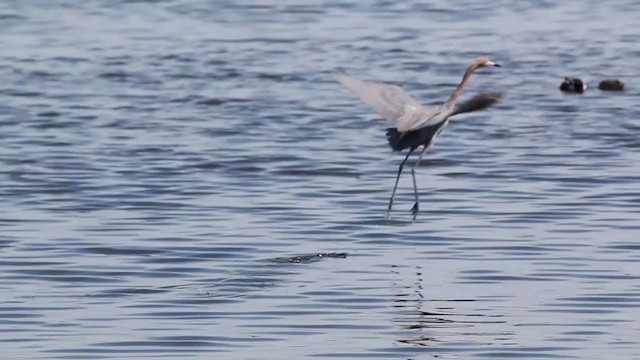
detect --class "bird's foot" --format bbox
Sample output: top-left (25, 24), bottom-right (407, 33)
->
top-left (410, 202), bottom-right (419, 222)
top-left (386, 200), bottom-right (394, 219)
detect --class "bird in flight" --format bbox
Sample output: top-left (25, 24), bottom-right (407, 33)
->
top-left (337, 57), bottom-right (502, 221)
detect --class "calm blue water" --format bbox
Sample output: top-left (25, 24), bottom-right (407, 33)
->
top-left (1, 1), bottom-right (640, 359)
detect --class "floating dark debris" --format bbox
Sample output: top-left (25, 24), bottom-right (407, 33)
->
top-left (267, 252), bottom-right (348, 264)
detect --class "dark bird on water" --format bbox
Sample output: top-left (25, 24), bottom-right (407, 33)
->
top-left (559, 77), bottom-right (586, 93)
top-left (337, 57), bottom-right (503, 221)
top-left (598, 79), bottom-right (624, 91)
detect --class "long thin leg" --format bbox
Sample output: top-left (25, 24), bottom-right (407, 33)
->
top-left (410, 145), bottom-right (430, 222)
top-left (387, 149), bottom-right (414, 219)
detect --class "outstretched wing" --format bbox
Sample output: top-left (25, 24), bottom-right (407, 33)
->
top-left (451, 92), bottom-right (502, 117)
top-left (336, 73), bottom-right (439, 132)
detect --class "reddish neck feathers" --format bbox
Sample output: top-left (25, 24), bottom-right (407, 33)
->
top-left (445, 65), bottom-right (476, 110)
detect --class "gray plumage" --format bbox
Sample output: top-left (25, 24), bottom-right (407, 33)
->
top-left (337, 57), bottom-right (503, 221)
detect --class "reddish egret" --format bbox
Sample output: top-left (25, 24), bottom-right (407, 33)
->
top-left (337, 57), bottom-right (502, 221)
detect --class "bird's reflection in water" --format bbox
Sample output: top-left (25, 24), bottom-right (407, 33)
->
top-left (390, 264), bottom-right (499, 348)
top-left (391, 265), bottom-right (450, 347)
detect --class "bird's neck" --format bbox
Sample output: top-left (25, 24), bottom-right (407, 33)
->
top-left (445, 67), bottom-right (474, 111)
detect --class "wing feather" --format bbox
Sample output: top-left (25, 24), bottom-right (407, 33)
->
top-left (337, 73), bottom-right (441, 132)
top-left (450, 92), bottom-right (502, 117)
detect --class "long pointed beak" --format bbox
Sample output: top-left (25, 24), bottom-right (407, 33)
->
top-left (493, 63), bottom-right (501, 67)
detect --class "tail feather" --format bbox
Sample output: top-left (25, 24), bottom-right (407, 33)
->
top-left (386, 122), bottom-right (445, 152)
top-left (386, 128), bottom-right (406, 151)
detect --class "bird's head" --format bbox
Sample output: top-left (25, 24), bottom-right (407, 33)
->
top-left (475, 56), bottom-right (501, 68)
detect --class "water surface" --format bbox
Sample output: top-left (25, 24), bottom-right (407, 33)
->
top-left (1, 1), bottom-right (640, 359)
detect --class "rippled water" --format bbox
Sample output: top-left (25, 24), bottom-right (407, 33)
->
top-left (1, 1), bottom-right (640, 359)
